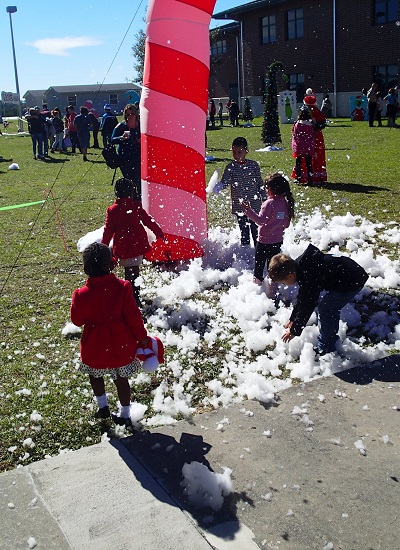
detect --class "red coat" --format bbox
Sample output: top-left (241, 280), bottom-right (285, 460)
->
top-left (101, 197), bottom-right (164, 259)
top-left (70, 273), bottom-right (147, 370)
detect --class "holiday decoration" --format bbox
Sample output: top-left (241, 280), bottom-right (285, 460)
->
top-left (242, 97), bottom-right (254, 122)
top-left (141, 0), bottom-right (216, 262)
top-left (262, 61), bottom-right (287, 145)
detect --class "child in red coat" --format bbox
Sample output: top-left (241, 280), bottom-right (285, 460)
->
top-left (71, 242), bottom-right (149, 427)
top-left (101, 178), bottom-right (164, 306)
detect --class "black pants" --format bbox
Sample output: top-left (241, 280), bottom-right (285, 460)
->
top-left (254, 241), bottom-right (282, 281)
top-left (368, 101), bottom-right (377, 127)
top-left (296, 155), bottom-right (313, 182)
top-left (236, 214), bottom-right (258, 246)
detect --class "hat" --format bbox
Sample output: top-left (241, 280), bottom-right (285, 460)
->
top-left (34, 106), bottom-right (40, 110)
top-left (136, 336), bottom-right (164, 373)
top-left (303, 93), bottom-right (317, 106)
top-left (104, 104), bottom-right (111, 110)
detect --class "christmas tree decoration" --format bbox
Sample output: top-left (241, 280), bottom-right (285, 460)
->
top-left (243, 97), bottom-right (254, 127)
top-left (261, 61), bottom-right (287, 145)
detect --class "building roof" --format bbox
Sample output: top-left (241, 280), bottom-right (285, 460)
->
top-left (44, 83), bottom-right (141, 94)
top-left (23, 90), bottom-right (46, 97)
top-left (213, 0), bottom-right (286, 20)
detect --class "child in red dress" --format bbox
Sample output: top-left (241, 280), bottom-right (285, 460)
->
top-left (71, 242), bottom-right (149, 427)
top-left (101, 178), bottom-right (164, 306)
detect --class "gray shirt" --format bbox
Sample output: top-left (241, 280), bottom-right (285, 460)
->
top-left (221, 159), bottom-right (266, 214)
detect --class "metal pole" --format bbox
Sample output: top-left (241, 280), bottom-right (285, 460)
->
top-left (332, 0), bottom-right (337, 116)
top-left (235, 36), bottom-right (241, 110)
top-left (7, 7), bottom-right (23, 132)
top-left (240, 21), bottom-right (245, 111)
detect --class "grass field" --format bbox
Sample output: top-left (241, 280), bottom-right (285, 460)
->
top-left (0, 117), bottom-right (399, 472)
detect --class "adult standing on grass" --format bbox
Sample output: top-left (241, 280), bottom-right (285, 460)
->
top-left (100, 104), bottom-right (118, 148)
top-left (70, 242), bottom-right (149, 428)
top-left (384, 88), bottom-right (399, 127)
top-left (25, 107), bottom-right (45, 160)
top-left (87, 111), bottom-right (100, 148)
top-left (50, 109), bottom-right (64, 153)
top-left (66, 105), bottom-right (80, 153)
top-left (302, 89), bottom-right (327, 184)
top-left (74, 106), bottom-right (91, 161)
top-left (111, 104), bottom-right (142, 199)
top-left (366, 83), bottom-right (378, 127)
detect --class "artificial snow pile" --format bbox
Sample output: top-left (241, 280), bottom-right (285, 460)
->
top-left (72, 201), bottom-right (400, 429)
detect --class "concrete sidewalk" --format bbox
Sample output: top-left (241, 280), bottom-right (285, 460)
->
top-left (1, 355), bottom-right (399, 550)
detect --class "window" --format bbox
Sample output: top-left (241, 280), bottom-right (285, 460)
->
top-left (287, 8), bottom-right (304, 39)
top-left (373, 64), bottom-right (398, 93)
top-left (109, 94), bottom-right (118, 105)
top-left (374, 0), bottom-right (398, 24)
top-left (261, 15), bottom-right (276, 44)
top-left (210, 40), bottom-right (227, 55)
top-left (288, 73), bottom-right (305, 102)
top-left (67, 95), bottom-right (77, 107)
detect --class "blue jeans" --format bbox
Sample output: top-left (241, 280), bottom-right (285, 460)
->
top-left (317, 287), bottom-right (363, 352)
top-left (236, 213), bottom-right (258, 246)
top-left (31, 133), bottom-right (44, 158)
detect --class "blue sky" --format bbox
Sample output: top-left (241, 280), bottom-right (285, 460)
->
top-left (1, 0), bottom-right (245, 97)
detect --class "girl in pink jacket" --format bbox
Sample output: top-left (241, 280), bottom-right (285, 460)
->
top-left (291, 107), bottom-right (315, 185)
top-left (242, 173), bottom-right (295, 290)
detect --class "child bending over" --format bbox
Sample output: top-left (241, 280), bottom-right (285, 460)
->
top-left (241, 173), bottom-right (294, 291)
top-left (101, 178), bottom-right (164, 307)
top-left (269, 244), bottom-right (368, 355)
top-left (71, 243), bottom-right (149, 427)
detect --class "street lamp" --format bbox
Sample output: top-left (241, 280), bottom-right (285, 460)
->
top-left (6, 6), bottom-right (23, 132)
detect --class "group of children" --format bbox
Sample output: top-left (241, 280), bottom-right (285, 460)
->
top-left (72, 131), bottom-right (368, 427)
top-left (71, 178), bottom-right (165, 428)
top-left (213, 136), bottom-right (368, 356)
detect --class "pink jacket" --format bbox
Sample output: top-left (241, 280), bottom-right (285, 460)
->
top-left (291, 120), bottom-right (315, 156)
top-left (244, 195), bottom-right (290, 244)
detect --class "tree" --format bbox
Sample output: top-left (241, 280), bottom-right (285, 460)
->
top-left (261, 61), bottom-right (287, 145)
top-left (131, 27), bottom-right (146, 85)
top-left (242, 97), bottom-right (254, 122)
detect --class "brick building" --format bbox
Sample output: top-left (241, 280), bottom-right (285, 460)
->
top-left (210, 0), bottom-right (399, 116)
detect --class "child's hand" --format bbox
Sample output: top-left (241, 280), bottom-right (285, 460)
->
top-left (139, 337), bottom-right (149, 347)
top-left (241, 200), bottom-right (250, 210)
top-left (282, 321), bottom-right (294, 343)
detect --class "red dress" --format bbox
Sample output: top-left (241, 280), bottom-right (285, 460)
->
top-left (291, 104), bottom-right (327, 184)
top-left (71, 273), bottom-right (147, 370)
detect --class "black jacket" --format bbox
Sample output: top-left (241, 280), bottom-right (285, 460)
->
top-left (290, 244), bottom-right (368, 336)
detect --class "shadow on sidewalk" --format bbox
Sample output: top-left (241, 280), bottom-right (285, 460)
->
top-left (335, 353), bottom-right (400, 384)
top-left (111, 430), bottom-right (254, 540)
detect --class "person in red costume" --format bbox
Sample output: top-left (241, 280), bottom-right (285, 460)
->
top-left (291, 88), bottom-right (327, 185)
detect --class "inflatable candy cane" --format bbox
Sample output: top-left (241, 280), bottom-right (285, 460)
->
top-left (141, 0), bottom-right (217, 262)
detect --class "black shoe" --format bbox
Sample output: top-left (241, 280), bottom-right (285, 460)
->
top-left (95, 406), bottom-right (110, 419)
top-left (111, 413), bottom-right (132, 428)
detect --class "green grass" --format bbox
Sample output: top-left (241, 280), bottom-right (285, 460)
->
top-left (0, 117), bottom-right (399, 472)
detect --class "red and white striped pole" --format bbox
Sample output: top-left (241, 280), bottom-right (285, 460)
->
top-left (141, 0), bottom-right (216, 262)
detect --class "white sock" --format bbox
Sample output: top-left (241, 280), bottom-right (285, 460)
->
top-left (96, 393), bottom-right (108, 409)
top-left (120, 405), bottom-right (131, 419)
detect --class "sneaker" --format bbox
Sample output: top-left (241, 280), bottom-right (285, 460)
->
top-left (111, 413), bottom-right (132, 428)
top-left (94, 406), bottom-right (110, 419)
